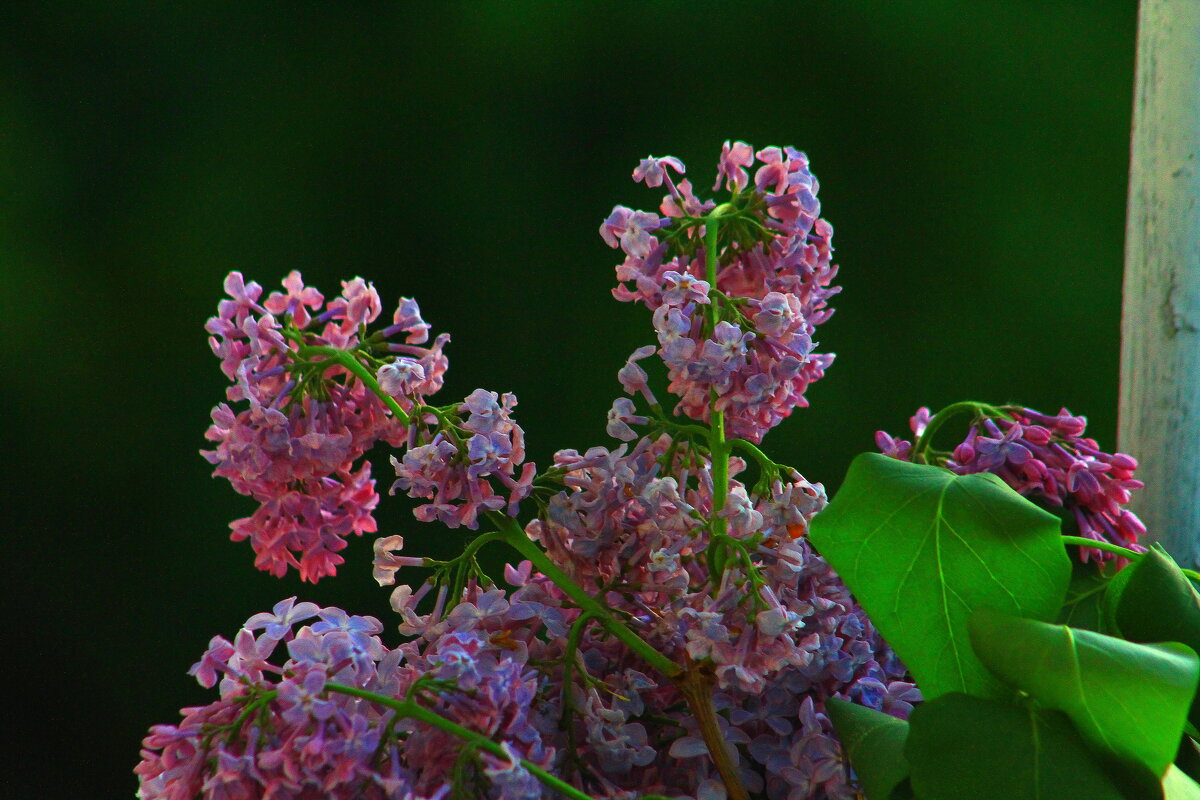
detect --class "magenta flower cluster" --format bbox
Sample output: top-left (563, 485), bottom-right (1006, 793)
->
top-left (203, 271), bottom-right (533, 582)
top-left (876, 405), bottom-right (1146, 561)
top-left (603, 142), bottom-right (840, 443)
top-left (203, 272), bottom-right (447, 582)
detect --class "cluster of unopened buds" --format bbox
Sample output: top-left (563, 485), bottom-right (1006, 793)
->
top-left (138, 142), bottom-right (1142, 800)
top-left (876, 402), bottom-right (1146, 563)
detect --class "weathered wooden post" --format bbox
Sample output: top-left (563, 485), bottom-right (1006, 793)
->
top-left (1120, 0), bottom-right (1200, 567)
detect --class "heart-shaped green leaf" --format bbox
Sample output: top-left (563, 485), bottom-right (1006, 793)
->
top-left (1112, 546), bottom-right (1200, 728)
top-left (969, 608), bottom-right (1199, 778)
top-left (827, 698), bottom-right (910, 800)
top-left (809, 453), bottom-right (1070, 700)
top-left (905, 693), bottom-right (1126, 800)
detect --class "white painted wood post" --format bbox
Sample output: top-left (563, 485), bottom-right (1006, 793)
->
top-left (1120, 0), bottom-right (1200, 567)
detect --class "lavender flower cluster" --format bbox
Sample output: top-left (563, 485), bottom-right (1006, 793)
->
top-left (389, 388), bottom-right (536, 531)
top-left (877, 405), bottom-right (1146, 562)
top-left (506, 440), bottom-right (917, 798)
top-left (603, 143), bottom-right (840, 443)
top-left (142, 143), bottom-right (926, 800)
top-left (135, 597), bottom-right (555, 800)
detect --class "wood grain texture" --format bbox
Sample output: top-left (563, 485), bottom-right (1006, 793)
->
top-left (1120, 0), bottom-right (1200, 567)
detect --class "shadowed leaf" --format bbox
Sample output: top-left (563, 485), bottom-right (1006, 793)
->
top-left (827, 698), bottom-right (910, 800)
top-left (906, 693), bottom-right (1125, 800)
top-left (1112, 546), bottom-right (1200, 729)
top-left (969, 608), bottom-right (1199, 779)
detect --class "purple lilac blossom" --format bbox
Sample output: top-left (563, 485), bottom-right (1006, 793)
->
top-left (163, 437), bottom-right (914, 800)
top-left (605, 143), bottom-right (841, 442)
top-left (203, 272), bottom-right (450, 581)
top-left (182, 143), bottom-right (918, 799)
top-left (877, 405), bottom-right (1146, 562)
top-left (136, 597), bottom-right (557, 800)
top-left (388, 389), bottom-right (536, 530)
top-left (515, 433), bottom-right (917, 798)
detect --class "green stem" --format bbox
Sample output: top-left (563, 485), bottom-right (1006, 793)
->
top-left (437, 530), bottom-right (502, 568)
top-left (559, 611), bottom-right (596, 779)
top-left (1061, 535), bottom-right (1200, 581)
top-left (648, 412), bottom-right (712, 441)
top-left (729, 437), bottom-right (788, 474)
top-left (561, 612), bottom-right (595, 724)
top-left (295, 344), bottom-right (411, 425)
top-left (325, 683), bottom-right (596, 800)
top-left (704, 210), bottom-right (731, 586)
top-left (490, 513), bottom-right (681, 679)
top-left (910, 401), bottom-right (1006, 465)
top-left (675, 662), bottom-right (750, 800)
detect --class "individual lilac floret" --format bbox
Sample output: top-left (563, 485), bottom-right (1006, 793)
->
top-left (601, 206), bottom-right (668, 259)
top-left (384, 296), bottom-right (432, 344)
top-left (244, 596), bottom-right (320, 649)
top-left (376, 358), bottom-right (426, 397)
top-left (371, 534), bottom-right (426, 586)
top-left (264, 269), bottom-right (324, 328)
top-left (714, 140), bottom-right (755, 193)
top-left (877, 405), bottom-right (1146, 563)
top-left (633, 154), bottom-right (686, 189)
top-left (618, 345), bottom-right (658, 406)
top-left (607, 397), bottom-right (649, 442)
top-left (661, 270), bottom-right (712, 307)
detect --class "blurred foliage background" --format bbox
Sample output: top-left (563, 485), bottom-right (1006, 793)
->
top-left (2, 2), bottom-right (1137, 796)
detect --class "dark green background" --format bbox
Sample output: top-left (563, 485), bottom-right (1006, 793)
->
top-left (3, 2), bottom-right (1137, 796)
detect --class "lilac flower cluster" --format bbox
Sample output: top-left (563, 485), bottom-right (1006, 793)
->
top-left (505, 434), bottom-right (918, 799)
top-left (877, 405), bottom-right (1146, 562)
top-left (203, 272), bottom-right (448, 581)
top-left (135, 596), bottom-right (556, 800)
top-left (151, 145), bottom-right (926, 800)
top-left (603, 143), bottom-right (840, 443)
top-left (204, 272), bottom-right (535, 580)
top-left (389, 388), bottom-right (537, 531)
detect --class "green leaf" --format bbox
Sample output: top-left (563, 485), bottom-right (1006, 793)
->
top-left (969, 608), bottom-right (1200, 779)
top-left (1057, 558), bottom-right (1114, 631)
top-left (1102, 557), bottom-right (1137, 636)
top-left (1112, 546), bottom-right (1200, 729)
top-left (905, 693), bottom-right (1126, 800)
top-left (808, 453), bottom-right (1070, 700)
top-left (1164, 764), bottom-right (1200, 800)
top-left (827, 698), bottom-right (910, 800)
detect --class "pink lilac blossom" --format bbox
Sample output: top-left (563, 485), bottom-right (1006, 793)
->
top-left (388, 389), bottom-right (536, 530)
top-left (135, 598), bottom-right (556, 800)
top-left (360, 434), bottom-right (914, 799)
top-left (876, 406), bottom-right (1146, 562)
top-left (203, 272), bottom-right (452, 582)
top-left (604, 143), bottom-right (841, 442)
top-left (512, 434), bottom-right (917, 798)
